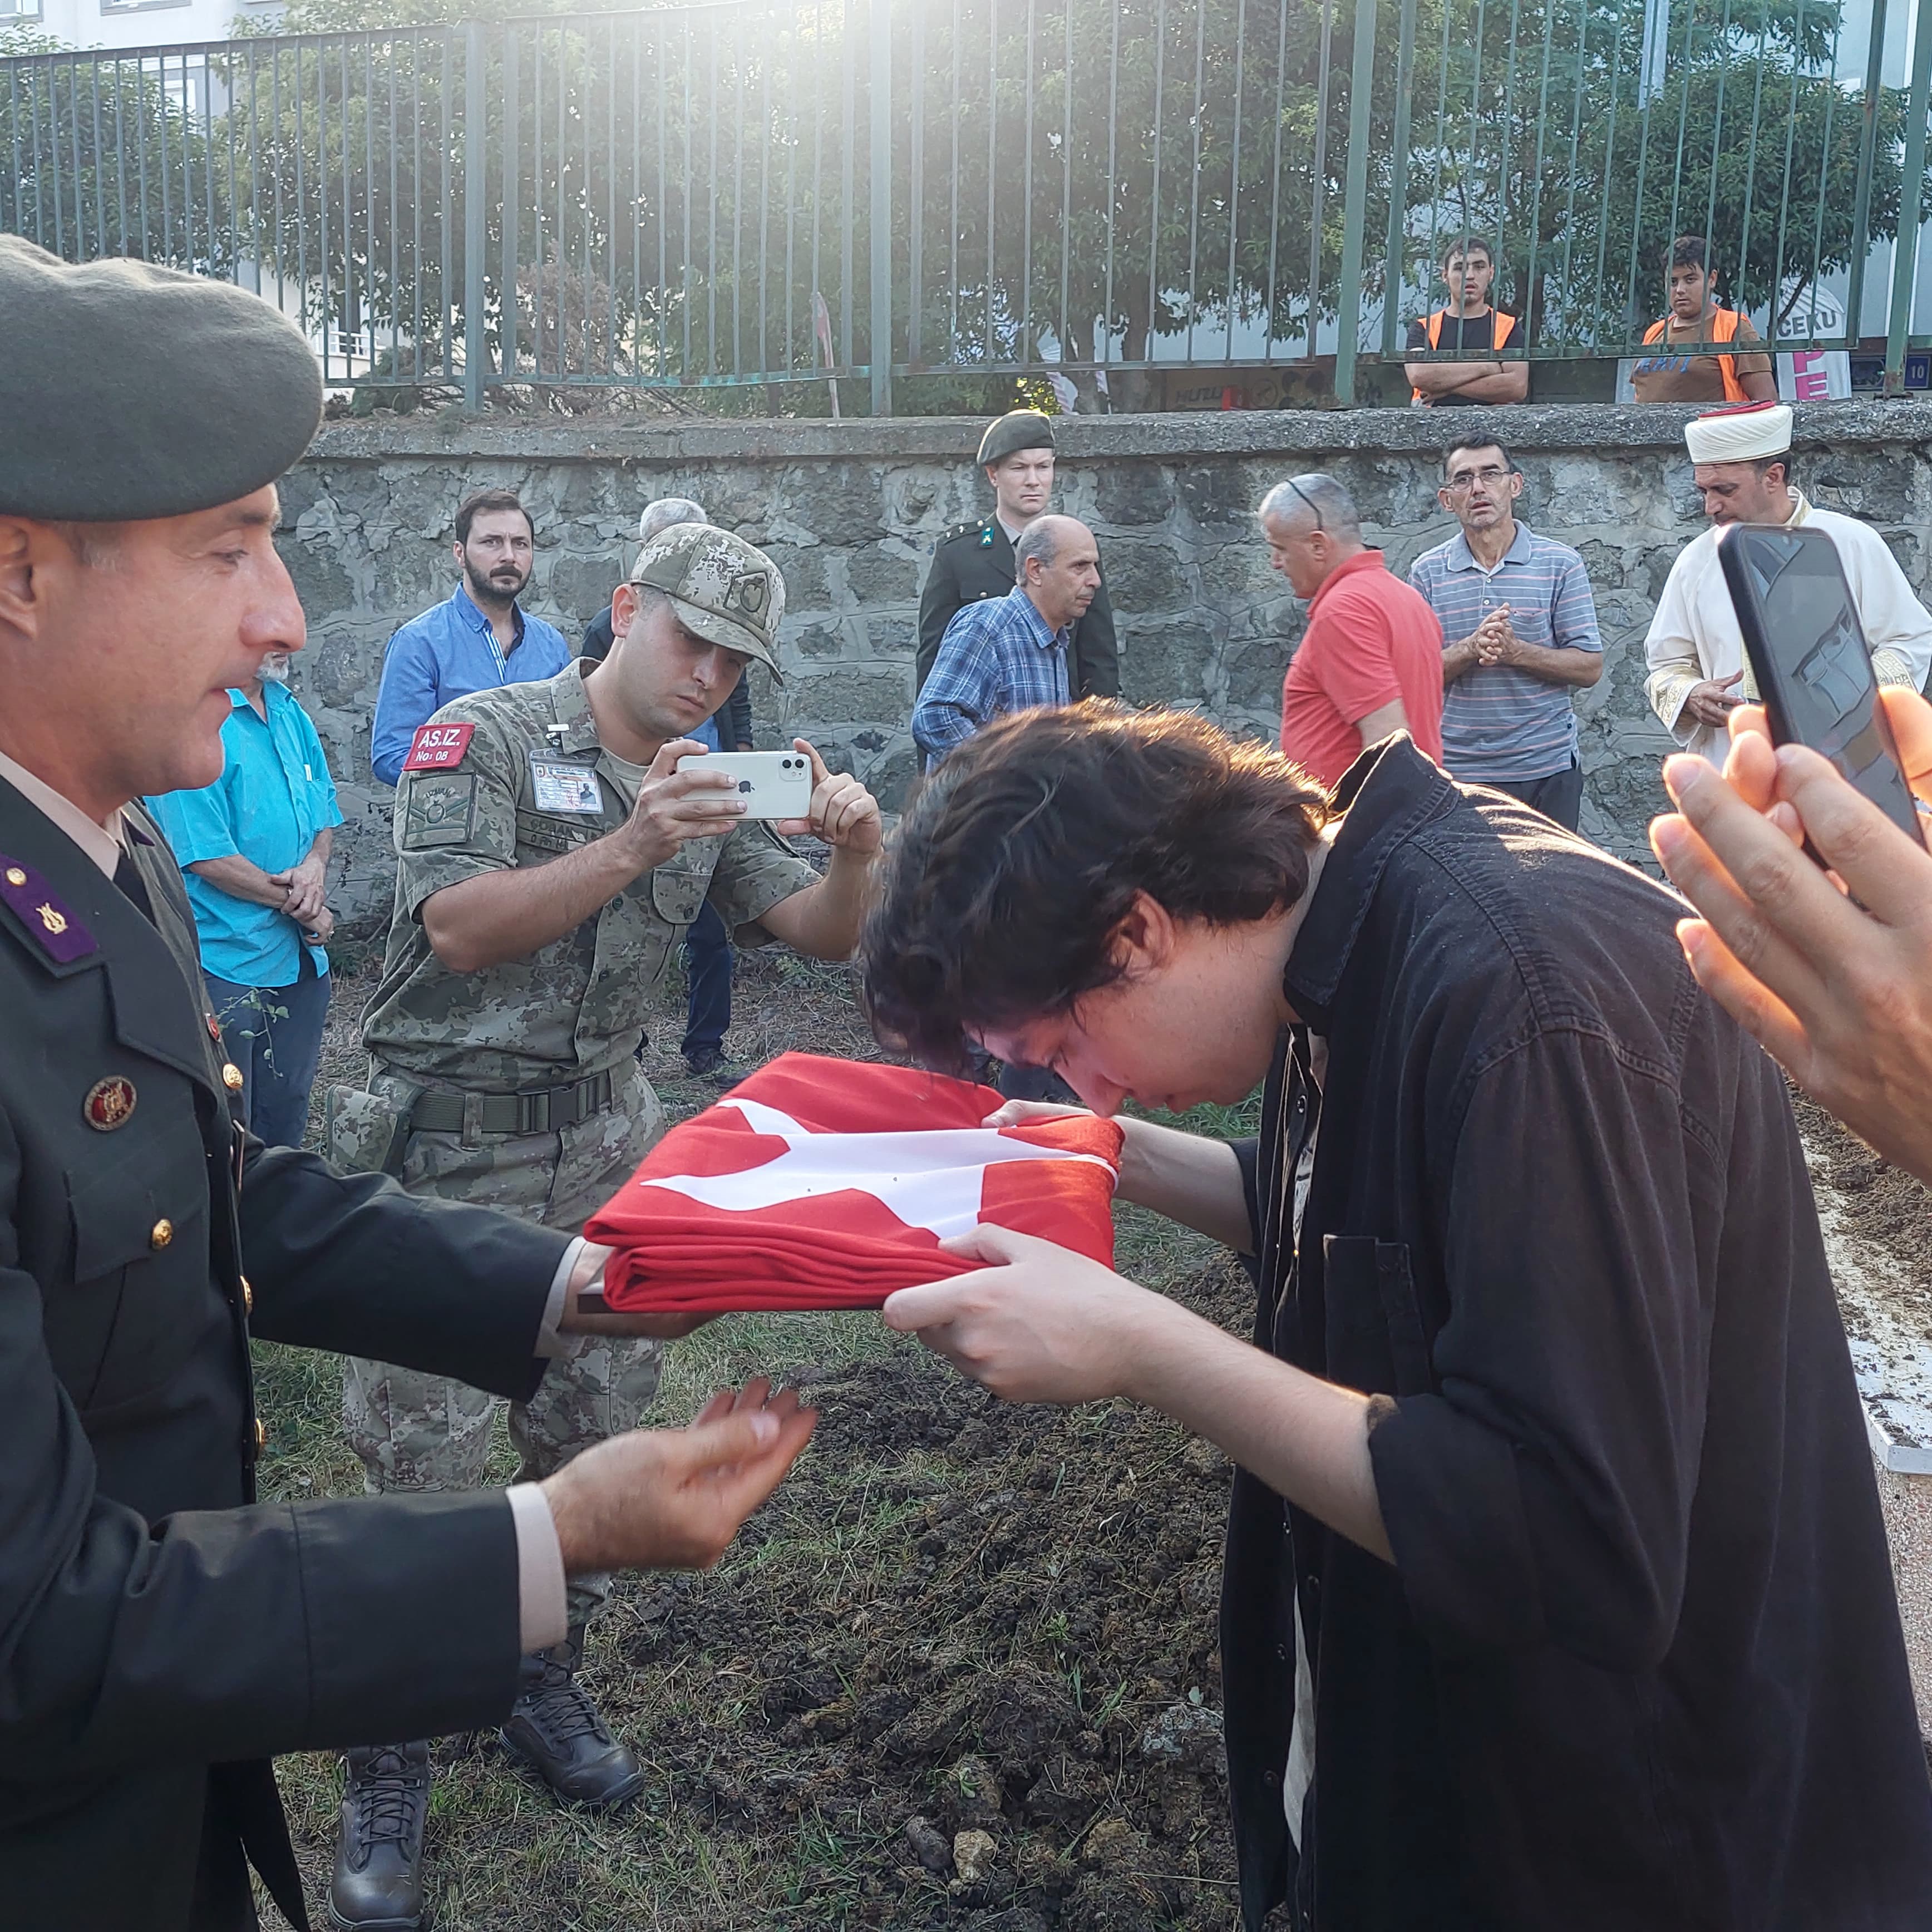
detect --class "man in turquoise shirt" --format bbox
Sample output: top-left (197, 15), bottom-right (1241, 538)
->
top-left (147, 651), bottom-right (345, 1146)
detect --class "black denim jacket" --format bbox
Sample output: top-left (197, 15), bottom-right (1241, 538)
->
top-left (1223, 740), bottom-right (1932, 1931)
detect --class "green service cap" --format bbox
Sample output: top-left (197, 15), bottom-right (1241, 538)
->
top-left (977, 408), bottom-right (1057, 467)
top-left (630, 523), bottom-right (786, 674)
top-left (0, 236), bottom-right (323, 523)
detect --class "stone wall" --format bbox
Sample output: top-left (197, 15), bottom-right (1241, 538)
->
top-left (277, 400), bottom-right (1932, 933)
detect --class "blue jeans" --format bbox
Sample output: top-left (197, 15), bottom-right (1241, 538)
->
top-left (679, 900), bottom-right (734, 1059)
top-left (204, 958), bottom-right (332, 1148)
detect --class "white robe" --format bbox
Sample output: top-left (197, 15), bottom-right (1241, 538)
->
top-left (1643, 494), bottom-right (1932, 763)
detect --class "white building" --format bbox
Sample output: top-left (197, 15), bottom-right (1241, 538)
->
top-left (4, 0), bottom-right (281, 54)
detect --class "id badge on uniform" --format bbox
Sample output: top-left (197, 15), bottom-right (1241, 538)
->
top-left (529, 755), bottom-right (604, 815)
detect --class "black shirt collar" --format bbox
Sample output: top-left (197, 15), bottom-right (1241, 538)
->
top-left (1283, 736), bottom-right (1460, 1030)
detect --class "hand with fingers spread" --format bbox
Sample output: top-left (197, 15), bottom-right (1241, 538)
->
top-left (775, 737), bottom-right (883, 856)
top-left (1649, 688), bottom-right (1932, 1185)
top-left (611, 735), bottom-right (748, 873)
top-left (540, 1377), bottom-right (817, 1575)
top-left (882, 1223), bottom-right (1164, 1405)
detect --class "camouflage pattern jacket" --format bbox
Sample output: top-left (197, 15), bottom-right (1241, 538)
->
top-left (362, 662), bottom-right (820, 1094)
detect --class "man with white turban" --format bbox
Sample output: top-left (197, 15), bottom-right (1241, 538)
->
top-left (1644, 401), bottom-right (1932, 762)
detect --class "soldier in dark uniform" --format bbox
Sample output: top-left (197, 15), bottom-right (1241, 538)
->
top-left (916, 410), bottom-right (1120, 702)
top-left (0, 235), bottom-right (815, 1932)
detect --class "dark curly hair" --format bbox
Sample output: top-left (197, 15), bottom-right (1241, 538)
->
top-left (861, 702), bottom-right (1330, 1072)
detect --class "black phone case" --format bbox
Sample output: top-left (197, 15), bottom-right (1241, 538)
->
top-left (1715, 525), bottom-right (1924, 849)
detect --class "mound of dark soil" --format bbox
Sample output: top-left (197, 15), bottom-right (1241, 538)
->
top-left (599, 1258), bottom-right (1255, 1930)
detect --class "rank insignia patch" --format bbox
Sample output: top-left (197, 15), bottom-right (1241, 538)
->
top-left (0, 852), bottom-right (96, 964)
top-left (84, 1076), bottom-right (137, 1131)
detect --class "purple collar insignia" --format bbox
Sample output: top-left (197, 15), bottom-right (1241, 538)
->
top-left (0, 853), bottom-right (98, 964)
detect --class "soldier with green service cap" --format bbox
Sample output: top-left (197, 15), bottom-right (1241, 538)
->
top-left (0, 235), bottom-right (816, 1932)
top-left (323, 520), bottom-right (880, 1918)
top-left (915, 408), bottom-right (1120, 702)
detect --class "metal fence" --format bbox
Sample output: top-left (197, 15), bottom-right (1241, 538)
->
top-left (4, 0), bottom-right (1931, 407)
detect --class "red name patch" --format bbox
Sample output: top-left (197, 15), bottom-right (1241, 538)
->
top-left (403, 722), bottom-right (476, 772)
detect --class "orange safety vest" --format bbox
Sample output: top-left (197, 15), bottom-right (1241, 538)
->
top-left (1640, 307), bottom-right (1750, 402)
top-left (1412, 308), bottom-right (1519, 405)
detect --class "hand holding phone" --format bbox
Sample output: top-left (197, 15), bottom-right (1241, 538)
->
top-left (1714, 524), bottom-right (1925, 851)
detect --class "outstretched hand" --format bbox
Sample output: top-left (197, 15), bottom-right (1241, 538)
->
top-left (540, 1378), bottom-right (817, 1575)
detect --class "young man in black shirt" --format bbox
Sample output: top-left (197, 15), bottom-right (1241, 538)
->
top-left (1405, 234), bottom-right (1529, 406)
top-left (861, 703), bottom-right (1932, 1932)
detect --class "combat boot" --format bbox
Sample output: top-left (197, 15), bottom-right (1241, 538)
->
top-left (328, 1739), bottom-right (430, 1931)
top-left (499, 1632), bottom-right (644, 1808)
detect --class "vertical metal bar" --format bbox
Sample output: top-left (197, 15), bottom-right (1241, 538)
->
top-left (95, 62), bottom-right (110, 263)
top-left (318, 42), bottom-right (331, 383)
top-left (1147, 0), bottom-right (1166, 368)
top-left (47, 60), bottom-right (67, 259)
top-left (1883, 0), bottom-right (1932, 387)
top-left (440, 31), bottom-right (452, 378)
top-left (136, 55), bottom-right (152, 260)
top-left (464, 20), bottom-right (485, 405)
top-left (732, 12), bottom-right (745, 379)
top-left (4, 65), bottom-right (20, 242)
top-left (1518, 0), bottom-right (1559, 347)
top-left (1059, 0), bottom-right (1072, 368)
top-left (1308, 0), bottom-right (1335, 358)
top-left (659, 14), bottom-right (671, 378)
top-left (841, 0), bottom-right (855, 369)
top-left (388, 39), bottom-right (400, 371)
top-left (1333, 0), bottom-right (1381, 403)
top-left (948, 0), bottom-right (962, 361)
top-left (1222, 0), bottom-right (1247, 364)
top-left (1263, 0), bottom-right (1287, 359)
top-left (1845, 0), bottom-right (1890, 339)
top-left (1182, 0), bottom-right (1205, 362)
top-left (502, 29), bottom-right (519, 382)
top-left (760, 6), bottom-right (775, 377)
top-left (910, 0), bottom-right (926, 369)
top-left (987, 0), bottom-right (999, 364)
top-left (1105, 0), bottom-right (1121, 364)
top-left (608, 18), bottom-right (619, 377)
top-left (1805, 6), bottom-right (1844, 338)
top-left (1022, 0), bottom-right (1036, 362)
top-left (786, 4), bottom-right (799, 372)
top-left (411, 36), bottom-right (423, 378)
top-left (1555, 0), bottom-right (1590, 339)
top-left (684, 20), bottom-right (695, 379)
top-left (1769, 0), bottom-right (1807, 343)
top-left (1379, 0), bottom-right (1420, 357)
top-left (632, 19), bottom-right (643, 379)
top-left (203, 48), bottom-right (218, 274)
top-left (869, 0), bottom-right (893, 411)
top-left (1701, 0), bottom-right (1739, 292)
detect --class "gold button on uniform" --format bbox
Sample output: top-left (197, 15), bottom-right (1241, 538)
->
top-left (4, 867), bottom-right (24, 886)
top-left (149, 1218), bottom-right (172, 1250)
top-left (240, 1275), bottom-right (254, 1316)
top-left (253, 1417), bottom-right (267, 1452)
top-left (221, 1063), bottom-right (244, 1092)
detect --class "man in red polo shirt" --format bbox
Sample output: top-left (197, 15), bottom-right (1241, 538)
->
top-left (1263, 473), bottom-right (1445, 789)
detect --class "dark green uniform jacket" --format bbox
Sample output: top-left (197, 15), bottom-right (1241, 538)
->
top-left (916, 516), bottom-right (1120, 701)
top-left (0, 775), bottom-right (570, 1932)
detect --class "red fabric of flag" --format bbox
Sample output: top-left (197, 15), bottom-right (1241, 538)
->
top-left (585, 1052), bottom-right (1123, 1312)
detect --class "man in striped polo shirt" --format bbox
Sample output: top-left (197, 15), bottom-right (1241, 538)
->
top-left (1409, 438), bottom-right (1603, 831)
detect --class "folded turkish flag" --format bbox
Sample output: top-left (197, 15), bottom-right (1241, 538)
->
top-left (585, 1052), bottom-right (1122, 1312)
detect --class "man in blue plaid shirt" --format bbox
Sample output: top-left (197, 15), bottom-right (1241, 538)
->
top-left (913, 515), bottom-right (1101, 770)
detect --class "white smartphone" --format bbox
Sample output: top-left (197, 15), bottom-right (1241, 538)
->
top-left (678, 749), bottom-right (815, 820)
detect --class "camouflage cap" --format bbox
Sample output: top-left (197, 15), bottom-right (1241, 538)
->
top-left (630, 524), bottom-right (786, 673)
top-left (978, 408), bottom-right (1057, 467)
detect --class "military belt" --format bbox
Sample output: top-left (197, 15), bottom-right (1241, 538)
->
top-left (407, 1068), bottom-right (616, 1137)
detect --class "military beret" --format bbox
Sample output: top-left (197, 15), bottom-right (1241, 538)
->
top-left (977, 408), bottom-right (1057, 467)
top-left (0, 236), bottom-right (323, 523)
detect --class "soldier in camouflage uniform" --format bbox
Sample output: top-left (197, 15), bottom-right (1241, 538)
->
top-left (322, 524), bottom-right (881, 1926)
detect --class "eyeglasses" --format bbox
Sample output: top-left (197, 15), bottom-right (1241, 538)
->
top-left (1445, 466), bottom-right (1513, 492)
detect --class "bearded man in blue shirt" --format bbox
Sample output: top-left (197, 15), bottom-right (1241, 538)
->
top-left (147, 649), bottom-right (346, 1146)
top-left (370, 487), bottom-right (572, 786)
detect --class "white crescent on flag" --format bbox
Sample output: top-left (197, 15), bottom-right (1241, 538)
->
top-left (639, 1094), bottom-right (1118, 1239)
